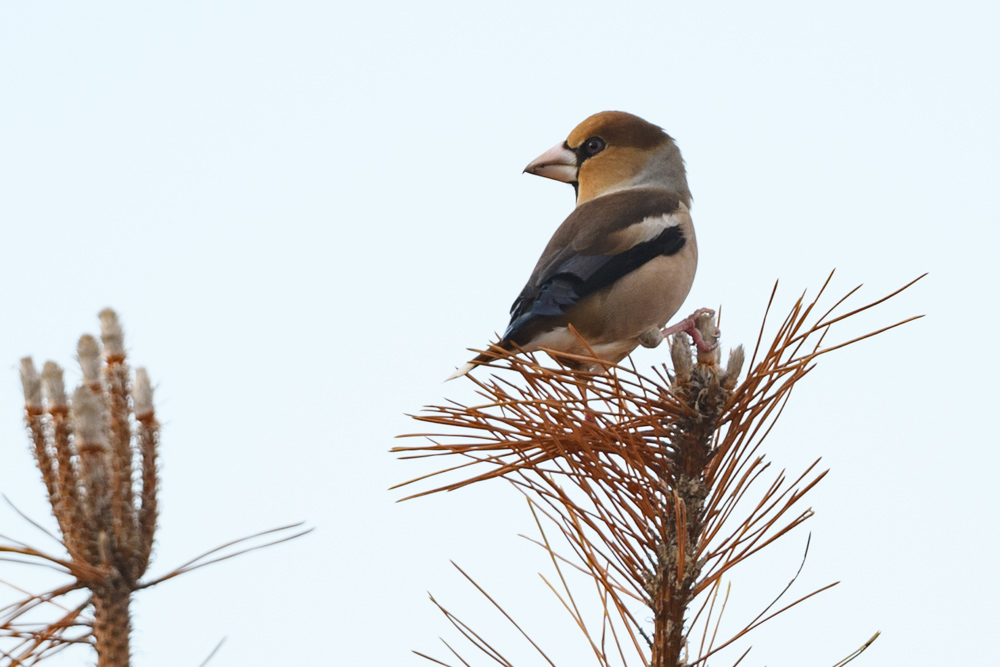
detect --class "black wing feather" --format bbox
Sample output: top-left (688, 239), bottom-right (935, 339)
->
top-left (502, 224), bottom-right (685, 344)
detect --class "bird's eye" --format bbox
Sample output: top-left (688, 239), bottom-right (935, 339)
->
top-left (583, 136), bottom-right (606, 157)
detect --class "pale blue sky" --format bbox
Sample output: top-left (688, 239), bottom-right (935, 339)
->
top-left (1, 1), bottom-right (997, 664)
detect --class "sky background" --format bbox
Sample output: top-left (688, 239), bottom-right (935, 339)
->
top-left (0, 1), bottom-right (998, 665)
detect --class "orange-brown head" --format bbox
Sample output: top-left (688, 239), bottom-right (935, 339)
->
top-left (524, 111), bottom-right (691, 207)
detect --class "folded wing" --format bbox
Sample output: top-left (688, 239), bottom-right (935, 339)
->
top-left (503, 188), bottom-right (687, 346)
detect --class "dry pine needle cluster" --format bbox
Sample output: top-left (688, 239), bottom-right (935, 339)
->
top-left (2, 309), bottom-right (307, 667)
top-left (395, 273), bottom-right (922, 666)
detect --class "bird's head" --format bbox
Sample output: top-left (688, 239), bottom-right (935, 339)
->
top-left (524, 111), bottom-right (691, 207)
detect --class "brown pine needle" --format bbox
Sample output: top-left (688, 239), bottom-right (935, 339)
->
top-left (831, 632), bottom-right (881, 666)
top-left (139, 523), bottom-right (312, 588)
top-left (450, 561), bottom-right (557, 667)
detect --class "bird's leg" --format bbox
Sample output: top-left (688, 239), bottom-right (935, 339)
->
top-left (661, 308), bottom-right (718, 352)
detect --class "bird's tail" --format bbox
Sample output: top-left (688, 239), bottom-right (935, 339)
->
top-left (445, 360), bottom-right (478, 381)
top-left (445, 345), bottom-right (510, 382)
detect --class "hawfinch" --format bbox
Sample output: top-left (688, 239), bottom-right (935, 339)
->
top-left (449, 111), bottom-right (711, 380)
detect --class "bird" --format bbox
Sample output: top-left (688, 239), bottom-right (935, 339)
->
top-left (448, 110), bottom-right (714, 381)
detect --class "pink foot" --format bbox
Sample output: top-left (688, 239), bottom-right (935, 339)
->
top-left (661, 308), bottom-right (718, 352)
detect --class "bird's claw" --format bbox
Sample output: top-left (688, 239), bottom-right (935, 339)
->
top-left (661, 308), bottom-right (719, 352)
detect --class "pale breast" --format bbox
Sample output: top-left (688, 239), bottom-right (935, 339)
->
top-left (569, 215), bottom-right (698, 349)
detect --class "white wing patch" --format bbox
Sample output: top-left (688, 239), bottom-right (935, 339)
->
top-left (633, 212), bottom-right (682, 243)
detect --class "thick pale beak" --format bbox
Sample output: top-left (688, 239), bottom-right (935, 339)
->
top-left (524, 142), bottom-right (578, 183)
